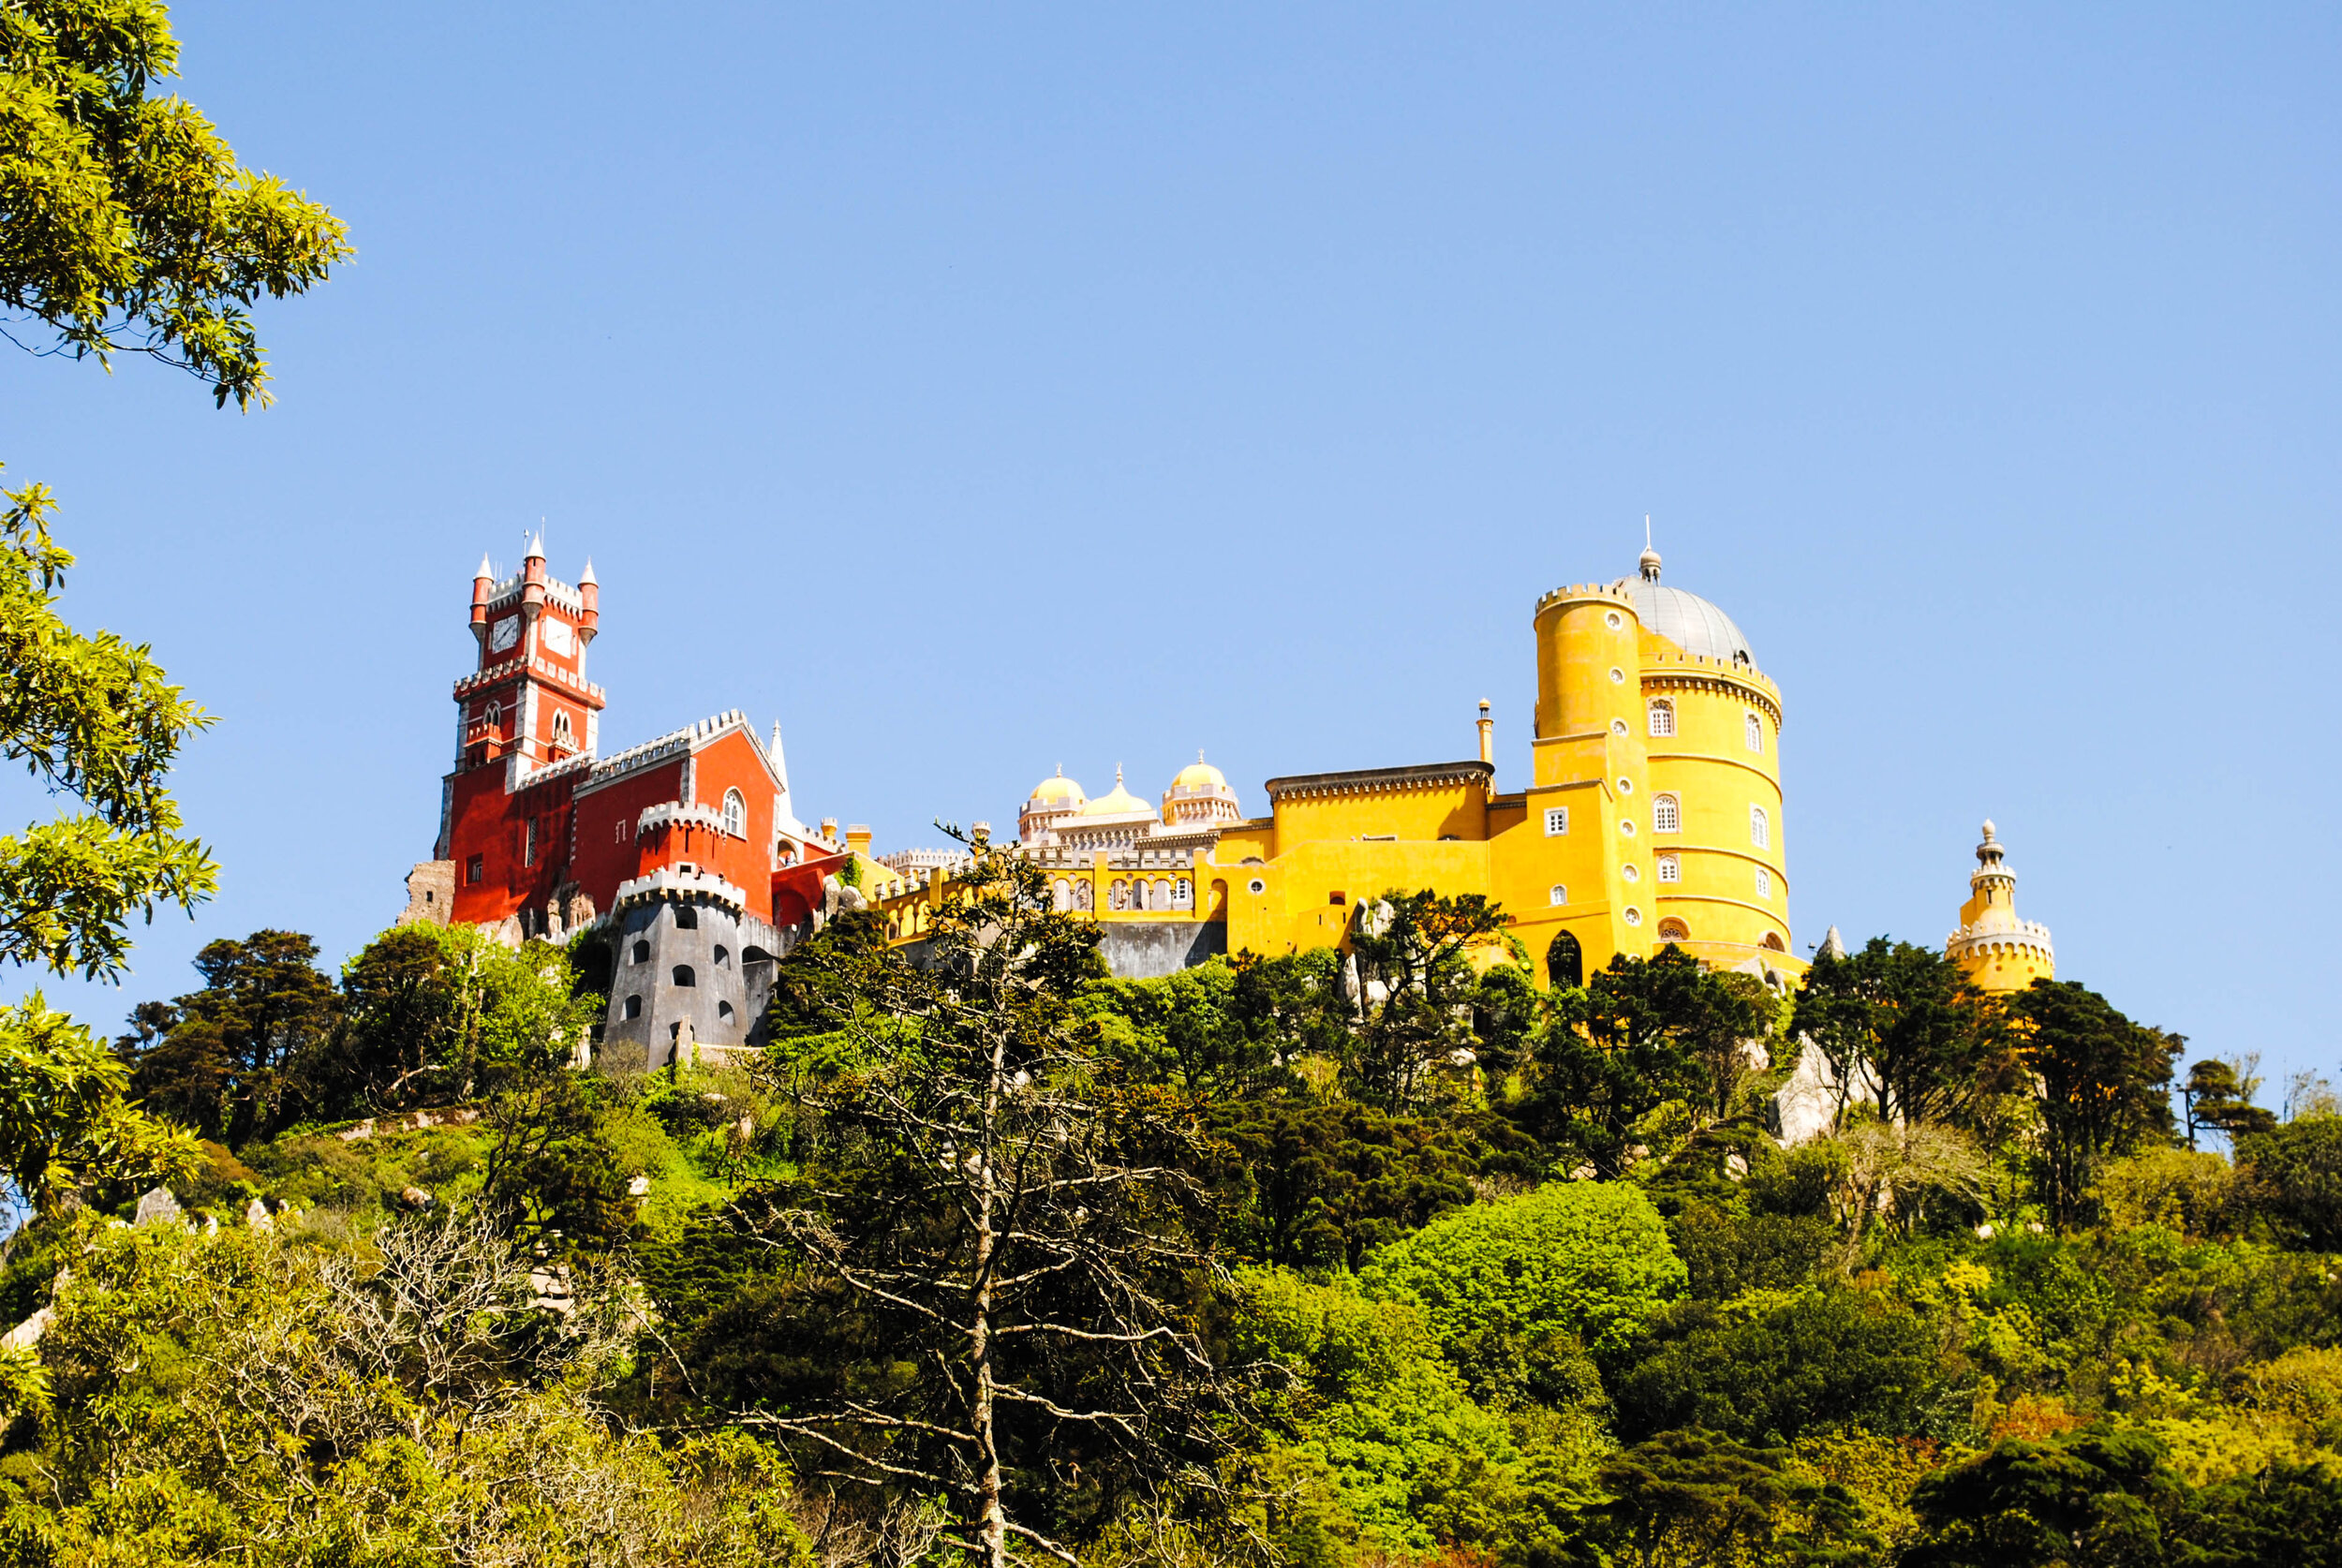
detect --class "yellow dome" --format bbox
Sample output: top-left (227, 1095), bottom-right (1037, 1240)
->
top-left (1170, 750), bottom-right (1228, 792)
top-left (1078, 766), bottom-right (1149, 818)
top-left (1028, 767), bottom-right (1085, 806)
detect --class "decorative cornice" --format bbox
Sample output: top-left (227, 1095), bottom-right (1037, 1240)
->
top-left (1265, 760), bottom-right (1494, 802)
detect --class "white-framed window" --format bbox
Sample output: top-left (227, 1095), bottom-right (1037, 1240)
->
top-left (1608, 667), bottom-right (1626, 684)
top-left (1756, 866), bottom-right (1772, 897)
top-left (484, 701), bottom-right (501, 732)
top-left (1174, 878), bottom-right (1193, 909)
top-left (1610, 717), bottom-right (1629, 737)
top-left (1617, 777), bottom-right (1635, 794)
top-left (1750, 805), bottom-right (1770, 849)
top-left (1746, 712), bottom-right (1764, 752)
top-left (1620, 818), bottom-right (1637, 836)
top-left (1656, 853), bottom-right (1681, 883)
top-left (1622, 863), bottom-right (1640, 882)
top-left (1623, 906), bottom-right (1643, 926)
top-left (1247, 877), bottom-right (1267, 895)
top-left (721, 788), bottom-right (747, 837)
top-left (1549, 884), bottom-right (1567, 907)
top-left (1605, 610), bottom-right (1624, 630)
top-left (1544, 806), bottom-right (1569, 836)
top-left (552, 709), bottom-right (575, 748)
top-left (1653, 794), bottom-right (1681, 833)
top-left (1648, 698), bottom-right (1675, 737)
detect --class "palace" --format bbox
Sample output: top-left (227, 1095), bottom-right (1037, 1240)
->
top-left (399, 535), bottom-right (852, 1068)
top-left (400, 534), bottom-right (2058, 1061)
top-left (873, 541), bottom-right (1803, 989)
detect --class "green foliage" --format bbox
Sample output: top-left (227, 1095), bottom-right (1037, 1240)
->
top-left (0, 0), bottom-right (350, 407)
top-left (1205, 1096), bottom-right (1511, 1271)
top-left (0, 478), bottom-right (215, 984)
top-left (2180, 1058), bottom-right (2277, 1148)
top-left (1360, 1178), bottom-right (1685, 1362)
top-left (1341, 889), bottom-right (1514, 1108)
top-left (2000, 980), bottom-right (2182, 1231)
top-left (0, 992), bottom-right (195, 1213)
top-left (1613, 1286), bottom-right (1952, 1446)
top-left (119, 927), bottom-right (338, 1144)
top-left (1228, 1266), bottom-right (1606, 1565)
top-left (1591, 1427), bottom-right (1879, 1568)
top-left (1905, 1422), bottom-right (2186, 1568)
top-left (0, 1215), bottom-right (817, 1565)
top-left (2235, 1115), bottom-right (2342, 1251)
top-left (1518, 947), bottom-right (1771, 1176)
top-left (1790, 938), bottom-right (2005, 1132)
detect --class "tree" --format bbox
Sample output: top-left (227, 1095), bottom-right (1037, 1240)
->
top-left (1905, 1423), bottom-right (2185, 1568)
top-left (0, 993), bottom-right (196, 1214)
top-left (119, 928), bottom-right (338, 1145)
top-left (1203, 1097), bottom-right (1489, 1272)
top-left (1357, 1179), bottom-right (1685, 1364)
top-left (719, 838), bottom-right (1238, 1568)
top-left (1997, 981), bottom-right (2181, 1231)
top-left (1340, 889), bottom-right (1513, 1109)
top-left (1592, 1427), bottom-right (1875, 1568)
top-left (1789, 938), bottom-right (2005, 1132)
top-left (2, 479), bottom-right (215, 983)
top-left (1, 0), bottom-right (349, 407)
top-left (2179, 1058), bottom-right (2275, 1149)
top-left (1612, 1288), bottom-right (1948, 1447)
top-left (2233, 1116), bottom-right (2342, 1252)
top-left (1519, 948), bottom-right (1762, 1176)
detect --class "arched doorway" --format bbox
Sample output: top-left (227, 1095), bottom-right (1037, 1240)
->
top-left (1546, 929), bottom-right (1584, 989)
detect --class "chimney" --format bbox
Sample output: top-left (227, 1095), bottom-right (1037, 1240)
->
top-left (1476, 700), bottom-right (1493, 766)
top-left (845, 824), bottom-right (873, 859)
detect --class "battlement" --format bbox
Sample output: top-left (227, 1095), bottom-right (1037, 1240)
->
top-left (1639, 647), bottom-right (1782, 703)
top-left (576, 709), bottom-right (755, 795)
top-left (453, 654), bottom-right (607, 705)
top-left (1534, 581), bottom-right (1640, 613)
top-left (613, 865), bottom-right (748, 915)
top-left (637, 800), bottom-right (742, 839)
top-left (1948, 919), bottom-right (2055, 955)
top-left (482, 572), bottom-right (587, 617)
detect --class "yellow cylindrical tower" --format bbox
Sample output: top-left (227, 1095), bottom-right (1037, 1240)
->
top-left (1622, 545), bottom-right (1795, 978)
top-left (1947, 821), bottom-right (2054, 993)
top-left (1519, 580), bottom-right (1652, 984)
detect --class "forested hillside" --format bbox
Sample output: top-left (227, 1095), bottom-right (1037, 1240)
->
top-left (1, 849), bottom-right (2337, 1566)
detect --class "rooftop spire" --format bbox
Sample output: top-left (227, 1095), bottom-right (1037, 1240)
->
top-left (474, 553), bottom-right (494, 582)
top-left (1638, 513), bottom-right (1662, 583)
top-left (577, 556), bottom-right (597, 586)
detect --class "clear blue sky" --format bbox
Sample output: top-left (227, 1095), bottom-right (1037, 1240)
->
top-left (6, 5), bottom-right (2337, 1090)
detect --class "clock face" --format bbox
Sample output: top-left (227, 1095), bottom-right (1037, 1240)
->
top-left (488, 614), bottom-right (520, 653)
top-left (541, 617), bottom-right (575, 656)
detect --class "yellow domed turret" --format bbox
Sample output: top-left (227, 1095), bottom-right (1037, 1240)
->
top-left (1079, 766), bottom-right (1151, 819)
top-left (1028, 766), bottom-right (1085, 806)
top-left (1171, 754), bottom-right (1227, 792)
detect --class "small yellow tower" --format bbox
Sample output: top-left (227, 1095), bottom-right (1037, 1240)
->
top-left (1946, 821), bottom-right (2054, 993)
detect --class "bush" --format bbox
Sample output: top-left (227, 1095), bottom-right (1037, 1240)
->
top-left (2237, 1117), bottom-right (2342, 1251)
top-left (1359, 1180), bottom-right (1685, 1361)
top-left (1612, 1287), bottom-right (1951, 1445)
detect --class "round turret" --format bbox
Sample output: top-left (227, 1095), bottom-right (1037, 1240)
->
top-left (1163, 750), bottom-right (1241, 827)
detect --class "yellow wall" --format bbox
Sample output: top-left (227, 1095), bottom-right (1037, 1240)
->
top-left (877, 566), bottom-right (1806, 992)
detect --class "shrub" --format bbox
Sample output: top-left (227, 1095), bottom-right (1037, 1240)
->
top-left (1359, 1179), bottom-right (1685, 1360)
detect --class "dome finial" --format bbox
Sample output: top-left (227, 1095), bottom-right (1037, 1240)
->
top-left (1976, 820), bottom-right (2007, 869)
top-left (1638, 514), bottom-right (1662, 582)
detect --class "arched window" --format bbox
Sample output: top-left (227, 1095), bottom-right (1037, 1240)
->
top-left (615, 820), bottom-right (628, 844)
top-left (552, 709), bottom-right (576, 748)
top-left (1549, 883), bottom-right (1567, 907)
top-left (623, 994), bottom-right (643, 1020)
top-left (1076, 880), bottom-right (1094, 911)
top-left (1109, 880), bottom-right (1128, 910)
top-left (713, 944), bottom-right (730, 968)
top-left (1656, 853), bottom-right (1680, 883)
top-left (1547, 930), bottom-right (1583, 988)
top-left (1761, 932), bottom-right (1786, 952)
top-left (672, 965), bottom-right (696, 987)
top-left (1647, 698), bottom-right (1675, 737)
top-left (1745, 712), bottom-right (1764, 752)
top-left (718, 1000), bottom-right (734, 1022)
top-left (1653, 794), bottom-right (1681, 834)
top-left (484, 701), bottom-right (501, 732)
top-left (1657, 918), bottom-right (1690, 941)
top-left (630, 939), bottom-right (649, 964)
top-left (721, 788), bottom-right (747, 837)
top-left (1755, 867), bottom-right (1771, 898)
top-left (673, 904), bottom-right (698, 930)
top-left (1052, 879), bottom-right (1072, 911)
top-left (1750, 805), bottom-right (1770, 849)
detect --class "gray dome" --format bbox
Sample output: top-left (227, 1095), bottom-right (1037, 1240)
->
top-left (1614, 577), bottom-right (1756, 666)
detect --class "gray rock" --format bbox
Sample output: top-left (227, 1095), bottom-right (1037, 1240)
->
top-left (397, 1186), bottom-right (436, 1211)
top-left (133, 1187), bottom-right (184, 1229)
top-left (245, 1198), bottom-right (274, 1233)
